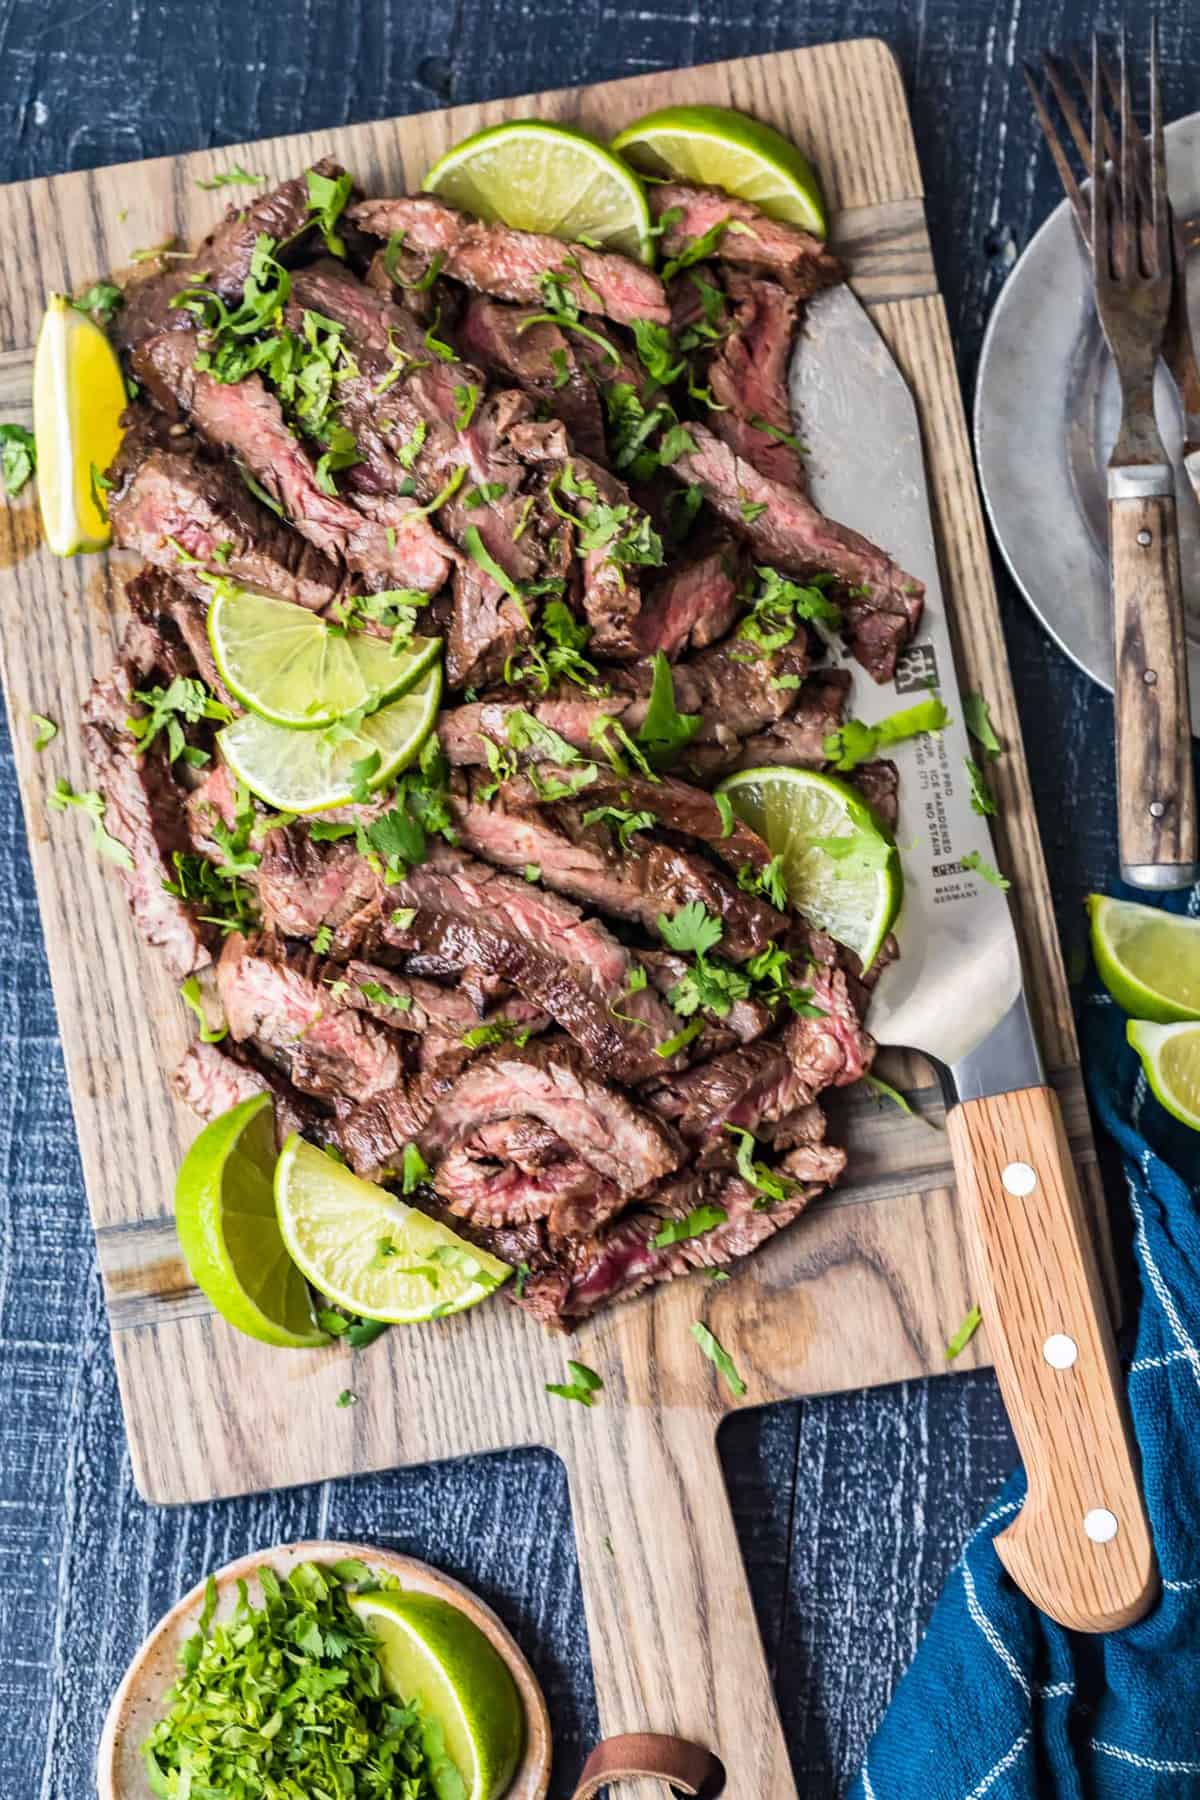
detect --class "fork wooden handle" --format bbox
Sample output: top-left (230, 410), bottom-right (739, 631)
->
top-left (1109, 488), bottom-right (1199, 888)
top-left (948, 1083), bottom-right (1157, 1632)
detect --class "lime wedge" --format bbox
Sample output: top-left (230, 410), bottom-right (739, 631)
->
top-left (209, 585), bottom-right (440, 729)
top-left (32, 293), bottom-right (127, 555)
top-left (717, 765), bottom-right (901, 969)
top-left (424, 119), bottom-right (653, 264)
top-left (275, 1135), bottom-right (511, 1323)
top-left (174, 1094), bottom-right (328, 1348)
top-left (1088, 894), bottom-right (1200, 1023)
top-left (1127, 1019), bottom-right (1200, 1130)
top-left (611, 103), bottom-right (827, 237)
top-left (217, 660), bottom-right (441, 812)
top-left (350, 1590), bottom-right (524, 1800)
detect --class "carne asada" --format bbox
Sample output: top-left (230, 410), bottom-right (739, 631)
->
top-left (73, 137), bottom-right (925, 1333)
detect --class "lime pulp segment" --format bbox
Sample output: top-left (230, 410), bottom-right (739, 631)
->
top-left (208, 585), bottom-right (440, 729)
top-left (611, 103), bottom-right (827, 236)
top-left (717, 764), bottom-right (900, 969)
top-left (1088, 893), bottom-right (1200, 1022)
top-left (1127, 1019), bottom-right (1200, 1131)
top-left (423, 119), bottom-right (654, 263)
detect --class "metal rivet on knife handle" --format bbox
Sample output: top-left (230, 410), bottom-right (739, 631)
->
top-left (1137, 528), bottom-right (1153, 545)
top-left (1001, 1160), bottom-right (1037, 1196)
top-left (1084, 1508), bottom-right (1120, 1544)
top-left (1043, 1333), bottom-right (1079, 1368)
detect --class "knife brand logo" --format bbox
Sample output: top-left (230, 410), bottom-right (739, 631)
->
top-left (894, 642), bottom-right (939, 694)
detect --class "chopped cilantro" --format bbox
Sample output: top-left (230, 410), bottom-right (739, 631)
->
top-left (70, 281), bottom-right (124, 324)
top-left (48, 779), bottom-right (132, 869)
top-left (463, 525), bottom-right (530, 621)
top-left (945, 1304), bottom-right (983, 1361)
top-left (195, 164), bottom-right (265, 190)
top-left (336, 1388), bottom-right (358, 1408)
top-left (460, 1019), bottom-right (532, 1051)
top-left (653, 1203), bottom-right (727, 1248)
top-left (739, 499), bottom-right (768, 524)
top-left (964, 692), bottom-right (1002, 757)
top-left (305, 166), bottom-right (354, 257)
top-left (661, 215), bottom-right (752, 283)
top-left (862, 1072), bottom-right (916, 1118)
top-left (823, 695), bottom-right (950, 771)
top-left (653, 1018), bottom-right (704, 1059)
top-left (312, 924), bottom-right (333, 954)
top-left (524, 863), bottom-right (541, 883)
top-left (965, 756), bottom-right (997, 817)
top-left (690, 1320), bottom-right (746, 1397)
top-left (127, 675), bottom-right (231, 766)
top-left (359, 980), bottom-right (413, 1013)
top-left (636, 652), bottom-right (701, 764)
top-left (452, 382), bottom-right (480, 431)
top-left (545, 1360), bottom-right (603, 1406)
top-left (961, 849), bottom-right (1010, 890)
top-left (179, 975), bottom-right (227, 1043)
top-left (0, 424), bottom-right (36, 497)
top-left (401, 1143), bottom-right (430, 1194)
top-left (737, 567), bottom-right (840, 654)
top-left (726, 1124), bottom-right (798, 1207)
top-left (582, 803), bottom-right (656, 850)
top-left (713, 791), bottom-right (735, 838)
top-left (630, 318), bottom-right (684, 386)
top-left (31, 713), bottom-right (57, 751)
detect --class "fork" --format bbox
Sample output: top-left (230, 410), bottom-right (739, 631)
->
top-left (1026, 44), bottom-right (1200, 506)
top-left (1031, 31), bottom-right (1197, 888)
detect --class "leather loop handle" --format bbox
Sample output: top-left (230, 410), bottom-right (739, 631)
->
top-left (570, 1732), bottom-right (726, 1798)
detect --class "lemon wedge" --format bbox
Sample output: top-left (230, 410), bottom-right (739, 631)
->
top-left (32, 292), bottom-right (126, 555)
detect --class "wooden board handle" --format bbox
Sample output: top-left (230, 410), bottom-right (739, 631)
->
top-left (563, 1407), bottom-right (797, 1800)
top-left (1109, 491), bottom-right (1198, 887)
top-left (947, 1084), bottom-right (1157, 1630)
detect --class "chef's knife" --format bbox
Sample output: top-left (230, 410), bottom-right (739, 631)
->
top-left (794, 285), bottom-right (1157, 1632)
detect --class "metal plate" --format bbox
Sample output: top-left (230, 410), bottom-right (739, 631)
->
top-left (975, 111), bottom-right (1200, 733)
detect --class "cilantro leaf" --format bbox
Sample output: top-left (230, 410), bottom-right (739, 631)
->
top-left (961, 849), bottom-right (1010, 890)
top-left (31, 713), bottom-right (57, 751)
top-left (945, 1304), bottom-right (983, 1361)
top-left (70, 281), bottom-right (125, 324)
top-left (48, 779), bottom-right (133, 868)
top-left (305, 166), bottom-right (354, 257)
top-left (401, 1142), bottom-right (430, 1194)
top-left (636, 652), bottom-right (701, 764)
top-left (653, 1203), bottom-right (727, 1248)
top-left (965, 756), bottom-right (997, 817)
top-left (0, 424), bottom-right (36, 497)
top-left (690, 1320), bottom-right (746, 1397)
top-left (658, 901), bottom-right (723, 958)
top-left (726, 1124), bottom-right (798, 1207)
top-left (823, 695), bottom-right (950, 772)
top-left (195, 164), bottom-right (265, 190)
top-left (452, 382), bottom-right (480, 431)
top-left (179, 976), bottom-right (228, 1043)
top-left (545, 1360), bottom-right (604, 1406)
top-left (964, 692), bottom-right (1002, 757)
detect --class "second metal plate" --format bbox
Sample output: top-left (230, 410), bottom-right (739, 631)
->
top-left (975, 111), bottom-right (1200, 733)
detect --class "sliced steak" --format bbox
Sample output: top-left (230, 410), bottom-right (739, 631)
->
top-left (456, 296), bottom-right (607, 462)
top-left (851, 759), bottom-right (900, 832)
top-left (115, 160), bottom-right (345, 352)
top-left (786, 966), bottom-right (875, 1089)
top-left (216, 933), bottom-right (404, 1107)
top-left (672, 423), bottom-right (924, 681)
top-left (332, 1086), bottom-right (432, 1179)
top-left (132, 330), bottom-right (453, 594)
top-left (650, 182), bottom-right (843, 297)
top-left (505, 764), bottom-right (773, 875)
top-left (256, 827), bottom-right (383, 947)
top-left (707, 273), bottom-right (805, 489)
top-left (433, 1118), bottom-right (620, 1237)
top-left (438, 691), bottom-right (632, 765)
top-left (81, 636), bottom-right (212, 979)
top-left (420, 1038), bottom-right (682, 1197)
top-left (450, 776), bottom-right (783, 961)
top-left (709, 669), bottom-right (851, 775)
top-left (349, 195), bottom-right (670, 326)
top-left (633, 541), bottom-right (740, 658)
top-left (647, 1037), bottom-right (819, 1148)
top-left (172, 1041), bottom-right (268, 1121)
top-left (607, 630), bottom-right (810, 752)
top-left (109, 438), bottom-right (340, 612)
top-left (382, 843), bottom-right (687, 1084)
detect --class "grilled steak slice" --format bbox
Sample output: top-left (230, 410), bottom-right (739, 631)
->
top-left (639, 950), bottom-right (771, 1052)
top-left (421, 1038), bottom-right (682, 1198)
top-left (708, 669), bottom-right (851, 776)
top-left (81, 627), bottom-right (212, 979)
top-left (349, 195), bottom-right (671, 326)
top-left (115, 160), bottom-right (345, 352)
top-left (672, 423), bottom-right (924, 681)
top-left (438, 691), bottom-right (633, 766)
top-left (340, 958), bottom-right (548, 1041)
top-left (128, 568), bottom-right (234, 705)
top-left (649, 182), bottom-right (843, 296)
top-left (450, 776), bottom-right (783, 961)
top-left (331, 1086), bottom-right (432, 1178)
top-left (706, 273), bottom-right (805, 489)
top-left (172, 1040), bottom-right (268, 1120)
top-left (433, 1117), bottom-right (620, 1236)
top-left (608, 630), bottom-right (810, 747)
top-left (108, 438), bottom-right (340, 612)
top-left (633, 541), bottom-right (740, 658)
top-left (256, 827), bottom-right (383, 947)
top-left (517, 1154), bottom-right (841, 1326)
top-left (132, 330), bottom-right (453, 594)
top-left (217, 934), bottom-right (405, 1106)
top-left (505, 764), bottom-right (773, 875)
top-left (456, 296), bottom-right (607, 463)
top-left (647, 1036), bottom-right (821, 1149)
top-left (851, 759), bottom-right (900, 832)
top-left (787, 967), bottom-right (875, 1090)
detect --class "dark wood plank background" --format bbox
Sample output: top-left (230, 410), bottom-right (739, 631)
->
top-left (0, 0), bottom-right (1176, 1793)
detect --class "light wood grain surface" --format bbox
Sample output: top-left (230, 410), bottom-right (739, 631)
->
top-left (0, 39), bottom-right (1107, 1798)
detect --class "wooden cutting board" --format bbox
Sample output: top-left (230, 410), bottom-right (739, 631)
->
top-left (0, 39), bottom-right (1104, 1798)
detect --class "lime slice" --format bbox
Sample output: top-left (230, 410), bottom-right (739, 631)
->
top-left (350, 1590), bottom-right (523, 1800)
top-left (611, 103), bottom-right (827, 237)
top-left (717, 765), bottom-right (901, 969)
top-left (217, 660), bottom-right (441, 812)
top-left (209, 585), bottom-right (440, 729)
top-left (1127, 1020), bottom-right (1200, 1130)
top-left (275, 1135), bottom-right (511, 1323)
top-left (1088, 894), bottom-right (1200, 1023)
top-left (424, 119), bottom-right (653, 264)
top-left (174, 1094), bottom-right (328, 1348)
top-left (32, 292), bottom-right (127, 555)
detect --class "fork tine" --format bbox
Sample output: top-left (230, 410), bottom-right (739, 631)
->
top-left (1118, 28), bottom-right (1137, 279)
top-left (1149, 14), bottom-right (1169, 278)
top-left (1024, 62), bottom-right (1090, 237)
top-left (1071, 47), bottom-right (1121, 179)
top-left (1093, 35), bottom-right (1115, 279)
top-left (1042, 53), bottom-right (1092, 168)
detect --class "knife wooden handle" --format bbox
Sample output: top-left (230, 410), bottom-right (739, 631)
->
top-left (947, 1083), bottom-right (1157, 1631)
top-left (1109, 492), bottom-right (1198, 888)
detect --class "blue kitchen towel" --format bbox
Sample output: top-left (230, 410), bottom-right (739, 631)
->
top-left (851, 893), bottom-right (1200, 1800)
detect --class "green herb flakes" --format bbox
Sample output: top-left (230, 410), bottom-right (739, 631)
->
top-left (196, 164), bottom-right (265, 190)
top-left (0, 424), bottom-right (36, 498)
top-left (964, 692), bottom-right (1002, 758)
top-left (31, 713), bottom-right (57, 751)
top-left (690, 1321), bottom-right (746, 1397)
top-left (945, 1304), bottom-right (983, 1361)
top-left (653, 1204), bottom-right (727, 1248)
top-left (48, 779), bottom-right (133, 869)
top-left (546, 1360), bottom-right (604, 1406)
top-left (179, 976), bottom-right (227, 1044)
top-left (961, 849), bottom-right (1010, 891)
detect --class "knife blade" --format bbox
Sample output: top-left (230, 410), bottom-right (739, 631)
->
top-left (792, 284), bottom-right (1156, 1631)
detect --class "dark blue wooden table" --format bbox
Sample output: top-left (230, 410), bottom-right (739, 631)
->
top-left (0, 2), bottom-right (1187, 1793)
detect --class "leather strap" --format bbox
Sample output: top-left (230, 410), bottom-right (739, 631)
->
top-left (570, 1732), bottom-right (726, 1798)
